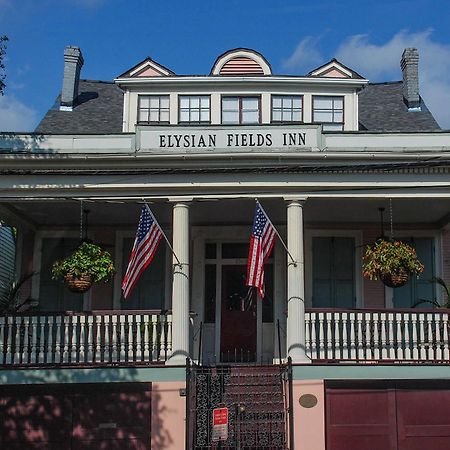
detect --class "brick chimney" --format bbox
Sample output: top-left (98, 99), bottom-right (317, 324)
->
top-left (400, 48), bottom-right (421, 110)
top-left (60, 46), bottom-right (84, 111)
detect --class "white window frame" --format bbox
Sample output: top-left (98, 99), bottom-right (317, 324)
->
top-left (221, 96), bottom-right (261, 124)
top-left (312, 95), bottom-right (344, 131)
top-left (271, 95), bottom-right (303, 123)
top-left (179, 95), bottom-right (210, 124)
top-left (138, 95), bottom-right (170, 123)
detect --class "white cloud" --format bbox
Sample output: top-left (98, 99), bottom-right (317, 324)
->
top-left (282, 36), bottom-right (324, 73)
top-left (0, 94), bottom-right (38, 132)
top-left (283, 30), bottom-right (450, 129)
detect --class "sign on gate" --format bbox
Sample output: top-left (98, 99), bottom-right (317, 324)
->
top-left (212, 407), bottom-right (229, 442)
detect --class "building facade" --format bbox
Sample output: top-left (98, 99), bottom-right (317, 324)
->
top-left (0, 46), bottom-right (450, 449)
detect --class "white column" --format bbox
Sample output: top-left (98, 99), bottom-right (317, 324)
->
top-left (168, 202), bottom-right (190, 363)
top-left (286, 198), bottom-right (310, 363)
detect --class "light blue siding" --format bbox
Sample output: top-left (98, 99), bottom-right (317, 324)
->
top-left (0, 225), bottom-right (16, 300)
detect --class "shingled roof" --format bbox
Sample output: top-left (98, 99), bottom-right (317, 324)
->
top-left (358, 81), bottom-right (440, 131)
top-left (35, 80), bottom-right (124, 134)
top-left (35, 79), bottom-right (440, 135)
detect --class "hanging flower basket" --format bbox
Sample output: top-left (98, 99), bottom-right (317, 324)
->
top-left (363, 239), bottom-right (424, 288)
top-left (52, 242), bottom-right (115, 294)
top-left (64, 273), bottom-right (93, 293)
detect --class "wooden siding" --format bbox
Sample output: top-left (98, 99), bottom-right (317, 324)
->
top-left (219, 57), bottom-right (264, 75)
top-left (0, 225), bottom-right (16, 299)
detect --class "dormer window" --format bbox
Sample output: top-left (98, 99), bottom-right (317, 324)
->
top-left (313, 96), bottom-right (344, 131)
top-left (138, 95), bottom-right (170, 123)
top-left (272, 95), bottom-right (303, 123)
top-left (179, 95), bottom-right (210, 123)
top-left (222, 96), bottom-right (260, 124)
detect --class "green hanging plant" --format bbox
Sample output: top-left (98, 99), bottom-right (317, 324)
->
top-left (52, 242), bottom-right (115, 292)
top-left (363, 239), bottom-right (424, 287)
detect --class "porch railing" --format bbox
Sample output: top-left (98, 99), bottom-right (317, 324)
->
top-left (0, 310), bottom-right (172, 367)
top-left (305, 308), bottom-right (450, 363)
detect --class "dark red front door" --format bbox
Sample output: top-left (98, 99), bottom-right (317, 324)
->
top-left (220, 265), bottom-right (257, 362)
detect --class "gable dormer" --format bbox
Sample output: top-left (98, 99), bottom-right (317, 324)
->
top-left (210, 48), bottom-right (272, 76)
top-left (309, 59), bottom-right (364, 79)
top-left (118, 57), bottom-right (175, 78)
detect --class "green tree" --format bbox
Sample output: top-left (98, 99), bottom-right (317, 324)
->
top-left (0, 35), bottom-right (8, 95)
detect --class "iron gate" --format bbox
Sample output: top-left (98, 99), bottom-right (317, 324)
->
top-left (186, 360), bottom-right (293, 449)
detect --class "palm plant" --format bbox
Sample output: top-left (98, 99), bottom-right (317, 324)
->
top-left (413, 277), bottom-right (450, 309)
top-left (0, 272), bottom-right (38, 314)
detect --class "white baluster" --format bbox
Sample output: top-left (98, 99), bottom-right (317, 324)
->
top-left (326, 313), bottom-right (333, 360)
top-left (86, 316), bottom-right (94, 363)
top-left (151, 314), bottom-right (159, 361)
top-left (54, 316), bottom-right (62, 364)
top-left (119, 315), bottom-right (126, 362)
top-left (111, 315), bottom-right (118, 362)
top-left (5, 316), bottom-right (13, 364)
top-left (0, 316), bottom-right (5, 364)
top-left (166, 313), bottom-right (173, 360)
top-left (427, 314), bottom-right (434, 360)
top-left (22, 316), bottom-right (31, 364)
top-left (143, 314), bottom-right (150, 362)
top-left (404, 312), bottom-right (411, 360)
top-left (46, 316), bottom-right (54, 365)
top-left (318, 313), bottom-right (325, 360)
top-left (30, 316), bottom-right (39, 364)
top-left (373, 312), bottom-right (380, 360)
top-left (411, 314), bottom-right (419, 359)
top-left (357, 313), bottom-right (363, 360)
top-left (95, 315), bottom-right (102, 363)
top-left (38, 316), bottom-right (46, 364)
top-left (349, 313), bottom-right (356, 360)
top-left (435, 314), bottom-right (442, 360)
top-left (396, 313), bottom-right (404, 360)
top-left (334, 312), bottom-right (341, 360)
top-left (388, 313), bottom-right (395, 360)
top-left (14, 317), bottom-right (22, 364)
top-left (79, 315), bottom-right (86, 364)
top-left (419, 314), bottom-right (426, 360)
top-left (310, 313), bottom-right (317, 360)
top-left (127, 315), bottom-right (134, 362)
top-left (71, 315), bottom-right (78, 363)
top-left (104, 315), bottom-right (111, 363)
top-left (305, 312), bottom-right (311, 360)
top-left (443, 313), bottom-right (449, 359)
top-left (135, 314), bottom-right (142, 362)
top-left (342, 313), bottom-right (348, 360)
top-left (381, 313), bottom-right (388, 360)
top-left (62, 316), bottom-right (70, 364)
top-left (365, 313), bottom-right (372, 360)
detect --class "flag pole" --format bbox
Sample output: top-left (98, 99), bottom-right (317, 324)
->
top-left (256, 200), bottom-right (297, 267)
top-left (144, 202), bottom-right (182, 268)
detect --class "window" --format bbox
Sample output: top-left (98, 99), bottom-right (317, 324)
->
top-left (272, 95), bottom-right (303, 122)
top-left (138, 95), bottom-right (169, 123)
top-left (222, 96), bottom-right (260, 124)
top-left (313, 96), bottom-right (344, 131)
top-left (179, 95), bottom-right (210, 123)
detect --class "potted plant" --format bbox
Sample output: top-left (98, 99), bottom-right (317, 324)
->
top-left (363, 239), bottom-right (424, 288)
top-left (52, 242), bottom-right (115, 293)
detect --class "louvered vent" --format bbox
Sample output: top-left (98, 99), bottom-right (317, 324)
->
top-left (219, 57), bottom-right (265, 75)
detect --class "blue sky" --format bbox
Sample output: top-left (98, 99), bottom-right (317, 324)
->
top-left (1, 0), bottom-right (450, 130)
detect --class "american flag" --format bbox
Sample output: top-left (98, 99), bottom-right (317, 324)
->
top-left (122, 204), bottom-right (163, 299)
top-left (246, 202), bottom-right (276, 298)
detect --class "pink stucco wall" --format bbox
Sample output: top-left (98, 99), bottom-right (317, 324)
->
top-left (293, 379), bottom-right (326, 450)
top-left (151, 381), bottom-right (186, 450)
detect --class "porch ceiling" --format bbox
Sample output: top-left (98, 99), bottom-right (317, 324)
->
top-left (1, 197), bottom-right (449, 229)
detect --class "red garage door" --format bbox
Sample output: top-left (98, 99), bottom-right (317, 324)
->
top-left (0, 384), bottom-right (151, 449)
top-left (327, 383), bottom-right (450, 450)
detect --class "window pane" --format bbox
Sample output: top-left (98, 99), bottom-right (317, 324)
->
top-left (242, 98), bottom-right (259, 110)
top-left (140, 97), bottom-right (150, 108)
top-left (149, 97), bottom-right (160, 108)
top-left (222, 97), bottom-right (239, 109)
top-left (149, 110), bottom-right (159, 122)
top-left (334, 111), bottom-right (343, 122)
top-left (200, 96), bottom-right (210, 108)
top-left (205, 243), bottom-right (216, 259)
top-left (191, 110), bottom-right (200, 122)
top-left (292, 110), bottom-right (301, 121)
top-left (242, 110), bottom-right (259, 123)
top-left (138, 110), bottom-right (148, 122)
top-left (272, 97), bottom-right (282, 108)
top-left (222, 243), bottom-right (249, 258)
top-left (222, 111), bottom-right (239, 123)
top-left (282, 110), bottom-right (291, 121)
top-left (160, 96), bottom-right (169, 108)
top-left (272, 110), bottom-right (281, 121)
top-left (160, 110), bottom-right (169, 122)
top-left (204, 264), bottom-right (216, 323)
top-left (333, 97), bottom-right (344, 108)
top-left (314, 111), bottom-right (332, 122)
top-left (200, 110), bottom-right (210, 121)
top-left (179, 97), bottom-right (189, 108)
top-left (180, 109), bottom-right (189, 122)
top-left (314, 97), bottom-right (333, 109)
top-left (281, 97), bottom-right (292, 108)
top-left (293, 98), bottom-right (302, 108)
top-left (322, 123), bottom-right (343, 131)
